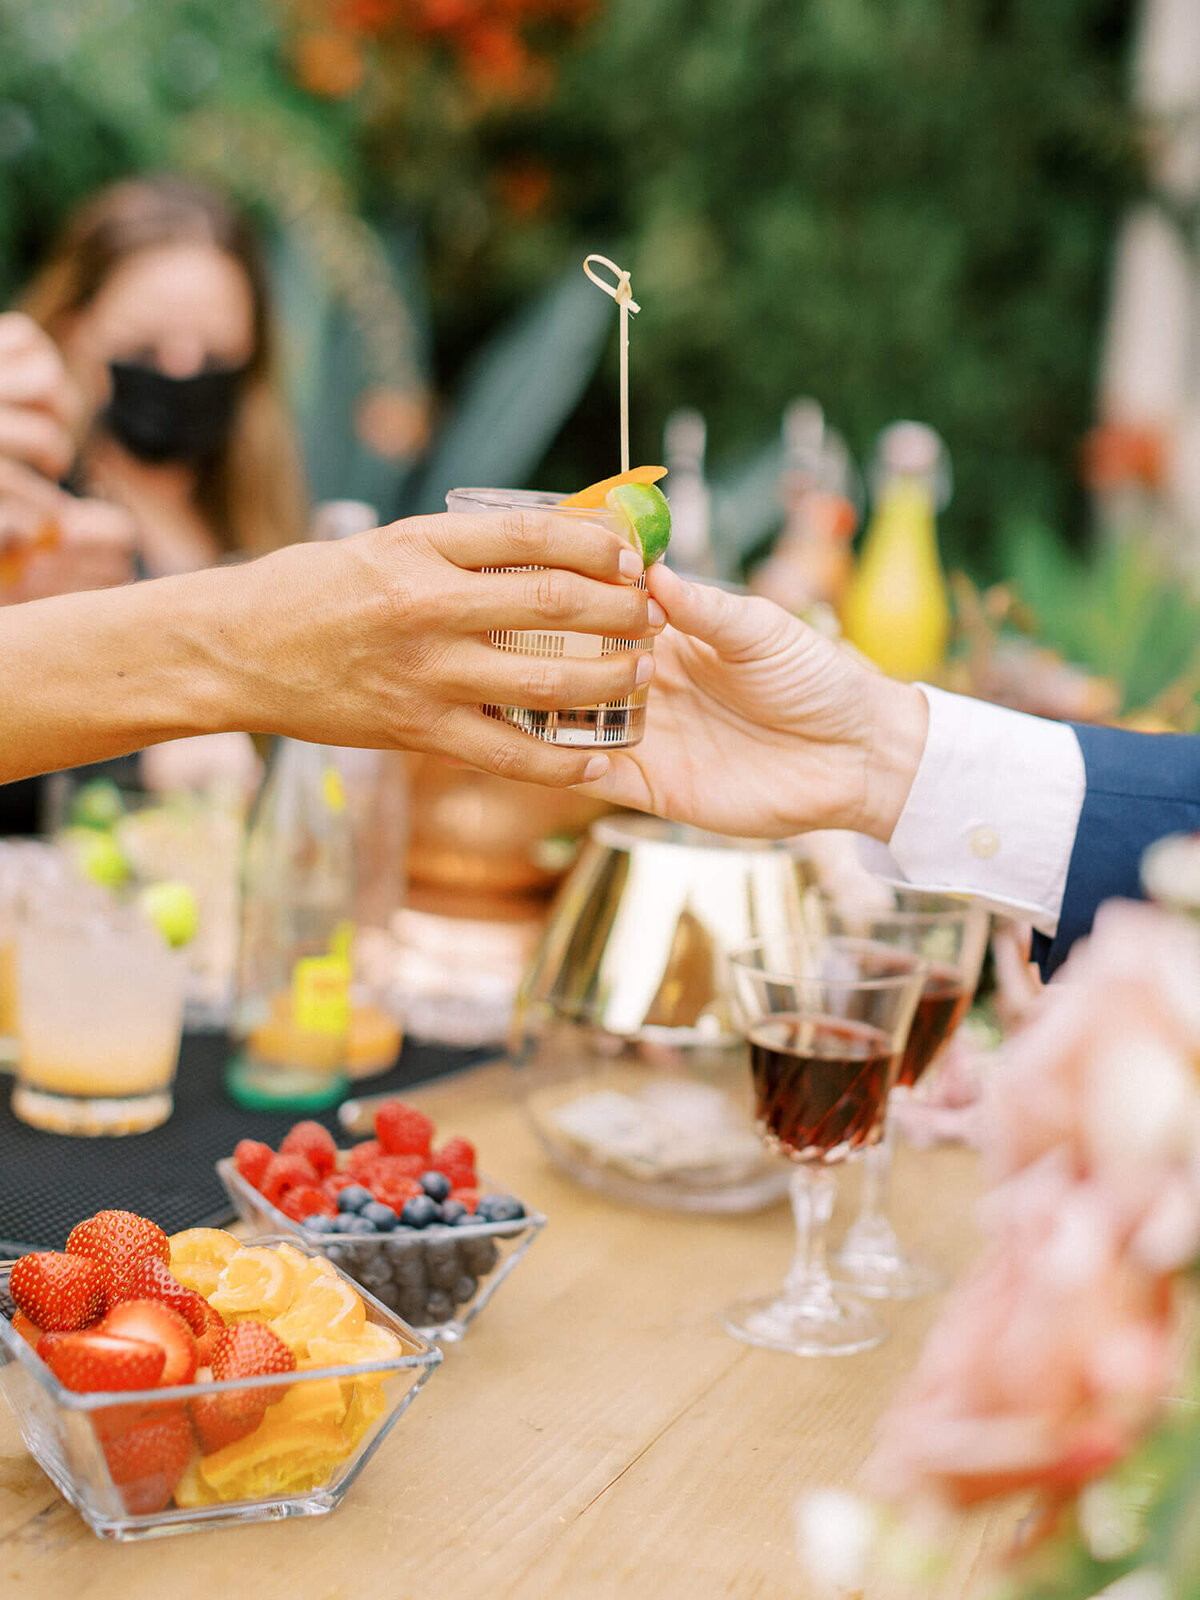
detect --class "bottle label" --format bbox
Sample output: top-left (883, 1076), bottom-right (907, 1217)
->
top-left (292, 955), bottom-right (351, 1035)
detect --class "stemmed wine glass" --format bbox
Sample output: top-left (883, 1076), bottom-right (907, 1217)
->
top-left (725, 936), bottom-right (927, 1356)
top-left (819, 890), bottom-right (990, 1298)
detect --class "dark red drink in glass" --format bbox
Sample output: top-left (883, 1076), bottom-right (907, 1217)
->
top-left (748, 1014), bottom-right (894, 1163)
top-left (896, 966), bottom-right (970, 1090)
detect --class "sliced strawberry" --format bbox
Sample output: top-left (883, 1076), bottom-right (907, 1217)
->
top-left (190, 1388), bottom-right (266, 1455)
top-left (211, 1320), bottom-right (295, 1424)
top-left (233, 1138), bottom-right (274, 1189)
top-left (100, 1406), bottom-right (193, 1514)
top-left (9, 1251), bottom-right (106, 1331)
top-left (100, 1300), bottom-right (198, 1387)
top-left (375, 1100), bottom-right (434, 1158)
top-left (66, 1212), bottom-right (170, 1311)
top-left (39, 1330), bottom-right (166, 1393)
top-left (260, 1152), bottom-right (319, 1206)
top-left (115, 1255), bottom-right (212, 1337)
top-left (279, 1120), bottom-right (338, 1178)
top-left (11, 1311), bottom-right (42, 1348)
top-left (192, 1300), bottom-right (226, 1368)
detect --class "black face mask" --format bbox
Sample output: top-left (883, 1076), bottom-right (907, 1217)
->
top-left (104, 360), bottom-right (246, 465)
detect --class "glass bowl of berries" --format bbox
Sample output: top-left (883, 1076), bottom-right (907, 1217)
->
top-left (0, 1212), bottom-right (441, 1540)
top-left (216, 1101), bottom-right (546, 1342)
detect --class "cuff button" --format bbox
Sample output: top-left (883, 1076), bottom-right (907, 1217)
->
top-left (969, 825), bottom-right (1000, 860)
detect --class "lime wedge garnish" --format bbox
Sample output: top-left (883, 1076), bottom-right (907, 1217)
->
top-left (558, 465), bottom-right (666, 510)
top-left (606, 482), bottom-right (672, 568)
top-left (138, 880), bottom-right (199, 947)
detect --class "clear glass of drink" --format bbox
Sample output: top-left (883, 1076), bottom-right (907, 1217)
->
top-left (818, 890), bottom-right (990, 1298)
top-left (725, 936), bottom-right (926, 1356)
top-left (13, 899), bottom-right (184, 1135)
top-left (446, 487), bottom-right (652, 748)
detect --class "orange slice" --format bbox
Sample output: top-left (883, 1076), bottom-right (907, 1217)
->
top-left (169, 1228), bottom-right (241, 1298)
top-left (209, 1245), bottom-right (296, 1321)
top-left (270, 1271), bottom-right (365, 1355)
top-left (558, 465), bottom-right (666, 510)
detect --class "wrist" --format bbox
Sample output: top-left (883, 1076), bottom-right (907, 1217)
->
top-left (853, 677), bottom-right (929, 840)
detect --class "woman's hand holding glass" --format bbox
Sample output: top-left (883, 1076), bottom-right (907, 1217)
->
top-left (586, 564), bottom-right (929, 840)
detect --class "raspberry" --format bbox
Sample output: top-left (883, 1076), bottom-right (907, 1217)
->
top-left (233, 1139), bottom-right (274, 1190)
top-left (322, 1172), bottom-right (359, 1200)
top-left (344, 1139), bottom-right (383, 1177)
top-left (375, 1151), bottom-right (426, 1182)
top-left (373, 1175), bottom-right (421, 1211)
top-left (430, 1137), bottom-right (476, 1189)
top-left (260, 1153), bottom-right (318, 1206)
top-left (375, 1100), bottom-right (434, 1158)
top-left (277, 1185), bottom-right (336, 1223)
top-left (450, 1188), bottom-right (479, 1214)
top-left (279, 1120), bottom-right (337, 1178)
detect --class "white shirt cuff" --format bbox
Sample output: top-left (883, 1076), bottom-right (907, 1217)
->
top-left (879, 686), bottom-right (1086, 935)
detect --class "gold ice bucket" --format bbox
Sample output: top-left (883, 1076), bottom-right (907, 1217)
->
top-left (511, 815), bottom-right (815, 1211)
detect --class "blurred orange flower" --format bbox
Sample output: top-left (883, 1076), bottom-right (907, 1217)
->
top-left (291, 30), bottom-right (366, 97)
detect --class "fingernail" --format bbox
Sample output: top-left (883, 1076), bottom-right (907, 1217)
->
top-left (618, 548), bottom-right (642, 580)
top-left (635, 653), bottom-right (655, 686)
top-left (647, 598), bottom-right (667, 628)
top-left (582, 755), bottom-right (609, 782)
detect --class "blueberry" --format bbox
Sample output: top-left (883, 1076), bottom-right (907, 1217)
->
top-left (395, 1289), bottom-right (428, 1325)
top-left (459, 1236), bottom-right (500, 1277)
top-left (439, 1199), bottom-right (469, 1226)
top-left (358, 1259), bottom-right (393, 1290)
top-left (427, 1252), bottom-right (461, 1292)
top-left (336, 1184), bottom-right (374, 1214)
top-left (419, 1170), bottom-right (452, 1203)
top-left (360, 1201), bottom-right (398, 1231)
top-left (325, 1244), bottom-right (351, 1268)
top-left (391, 1251), bottom-right (427, 1291)
top-left (345, 1214), bottom-right (380, 1235)
top-left (302, 1214), bottom-right (336, 1235)
top-left (476, 1195), bottom-right (526, 1224)
top-left (400, 1194), bottom-right (440, 1229)
top-left (372, 1281), bottom-right (403, 1312)
top-left (452, 1208), bottom-right (477, 1227)
top-left (452, 1274), bottom-right (478, 1307)
top-left (423, 1290), bottom-right (454, 1325)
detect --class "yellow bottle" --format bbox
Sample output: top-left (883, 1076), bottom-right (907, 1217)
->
top-left (841, 468), bottom-right (950, 681)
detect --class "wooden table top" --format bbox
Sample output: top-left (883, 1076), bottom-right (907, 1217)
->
top-left (0, 1062), bottom-right (1005, 1599)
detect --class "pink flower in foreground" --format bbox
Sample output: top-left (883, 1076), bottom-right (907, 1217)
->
top-left (865, 1150), bottom-right (1173, 1510)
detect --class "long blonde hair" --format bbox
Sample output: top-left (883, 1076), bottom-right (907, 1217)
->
top-left (20, 175), bottom-right (307, 557)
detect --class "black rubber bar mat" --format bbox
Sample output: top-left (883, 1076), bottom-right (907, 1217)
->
top-left (0, 1031), bottom-right (490, 1254)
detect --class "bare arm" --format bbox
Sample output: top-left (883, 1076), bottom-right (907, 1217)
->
top-left (0, 511), bottom-right (659, 786)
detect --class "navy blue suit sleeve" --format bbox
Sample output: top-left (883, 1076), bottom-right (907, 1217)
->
top-left (1031, 725), bottom-right (1200, 978)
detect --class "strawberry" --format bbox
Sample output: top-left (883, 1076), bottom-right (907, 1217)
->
top-left (116, 1256), bottom-right (212, 1339)
top-left (260, 1152), bottom-right (318, 1206)
top-left (450, 1188), bottom-right (480, 1215)
top-left (100, 1300), bottom-right (198, 1388)
top-left (278, 1184), bottom-right (336, 1223)
top-left (375, 1101), bottom-right (434, 1158)
top-left (344, 1139), bottom-right (383, 1177)
top-left (192, 1300), bottom-right (226, 1368)
top-left (9, 1251), bottom-right (106, 1331)
top-left (189, 1388), bottom-right (265, 1455)
top-left (11, 1311), bottom-right (42, 1347)
top-left (66, 1212), bottom-right (170, 1311)
top-left (211, 1320), bottom-right (296, 1428)
top-left (279, 1120), bottom-right (338, 1178)
top-left (39, 1330), bottom-right (166, 1392)
top-left (430, 1137), bottom-right (477, 1190)
top-left (100, 1406), bottom-right (193, 1514)
top-left (233, 1138), bottom-right (274, 1189)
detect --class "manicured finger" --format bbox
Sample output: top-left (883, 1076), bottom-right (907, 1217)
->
top-left (456, 566), bottom-right (661, 639)
top-left (449, 639), bottom-right (653, 709)
top-left (420, 509), bottom-right (645, 584)
top-left (433, 707), bottom-right (613, 788)
top-left (646, 565), bottom-right (780, 659)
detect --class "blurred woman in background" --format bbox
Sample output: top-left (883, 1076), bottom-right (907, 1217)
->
top-left (14, 173), bottom-right (306, 572)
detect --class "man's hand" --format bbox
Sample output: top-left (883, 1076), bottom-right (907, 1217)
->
top-left (586, 565), bottom-right (929, 839)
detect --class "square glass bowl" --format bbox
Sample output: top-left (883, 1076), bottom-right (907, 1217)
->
top-left (0, 1239), bottom-right (441, 1541)
top-left (218, 1161), bottom-right (546, 1343)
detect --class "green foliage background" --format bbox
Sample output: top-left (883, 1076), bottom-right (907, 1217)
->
top-left (0, 0), bottom-right (1141, 574)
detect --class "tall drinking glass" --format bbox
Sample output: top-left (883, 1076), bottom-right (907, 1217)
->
top-left (446, 487), bottom-right (652, 748)
top-left (820, 891), bottom-right (989, 1297)
top-left (726, 937), bottom-right (926, 1355)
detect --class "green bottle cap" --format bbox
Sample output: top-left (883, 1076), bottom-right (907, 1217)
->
top-left (224, 1054), bottom-right (349, 1113)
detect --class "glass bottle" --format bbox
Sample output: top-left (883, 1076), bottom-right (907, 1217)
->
top-left (228, 738), bottom-right (355, 1110)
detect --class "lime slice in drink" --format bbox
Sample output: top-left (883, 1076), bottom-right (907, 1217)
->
top-left (64, 827), bottom-right (130, 888)
top-left (139, 879), bottom-right (199, 948)
top-left (69, 777), bottom-right (125, 831)
top-left (606, 482), bottom-right (672, 569)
